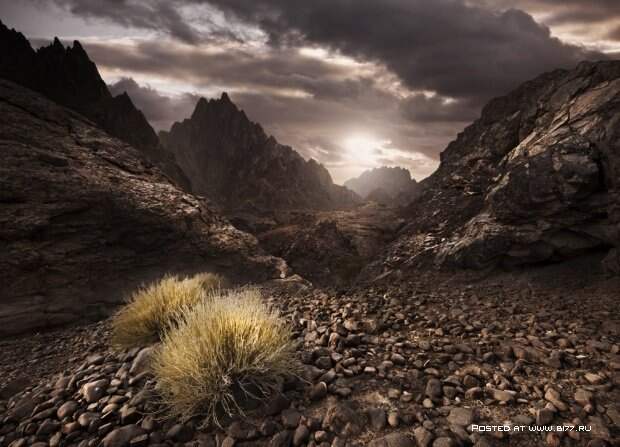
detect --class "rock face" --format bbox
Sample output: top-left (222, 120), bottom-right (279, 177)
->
top-left (0, 21), bottom-right (190, 190)
top-left (0, 80), bottom-right (286, 336)
top-left (344, 166), bottom-right (418, 205)
top-left (160, 95), bottom-right (360, 211)
top-left (382, 61), bottom-right (620, 272)
top-left (254, 204), bottom-right (405, 285)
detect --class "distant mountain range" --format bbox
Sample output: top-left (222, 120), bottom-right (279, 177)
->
top-left (344, 166), bottom-right (418, 205)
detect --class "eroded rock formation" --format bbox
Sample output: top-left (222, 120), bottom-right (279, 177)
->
top-left (381, 61), bottom-right (620, 272)
top-left (344, 166), bottom-right (418, 205)
top-left (0, 21), bottom-right (189, 190)
top-left (0, 80), bottom-right (286, 336)
top-left (160, 94), bottom-right (360, 211)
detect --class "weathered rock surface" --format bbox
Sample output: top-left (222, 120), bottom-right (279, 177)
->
top-left (0, 80), bottom-right (286, 336)
top-left (249, 204), bottom-right (405, 285)
top-left (344, 167), bottom-right (419, 205)
top-left (378, 61), bottom-right (620, 273)
top-left (0, 21), bottom-right (190, 190)
top-left (160, 94), bottom-right (360, 211)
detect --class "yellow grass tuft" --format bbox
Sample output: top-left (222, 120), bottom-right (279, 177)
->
top-left (111, 272), bottom-right (224, 348)
top-left (151, 287), bottom-right (297, 425)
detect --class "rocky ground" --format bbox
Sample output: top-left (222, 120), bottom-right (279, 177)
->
top-left (1, 261), bottom-right (618, 447)
top-left (232, 203), bottom-right (405, 285)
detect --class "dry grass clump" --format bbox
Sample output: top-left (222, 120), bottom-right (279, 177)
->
top-left (111, 272), bottom-right (224, 348)
top-left (152, 287), bottom-right (297, 425)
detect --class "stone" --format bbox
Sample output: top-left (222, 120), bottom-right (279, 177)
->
top-left (544, 388), bottom-right (568, 411)
top-left (323, 401), bottom-right (363, 436)
top-left (432, 438), bottom-right (455, 447)
top-left (387, 411), bottom-right (400, 427)
top-left (281, 408), bottom-right (301, 429)
top-left (269, 430), bottom-right (293, 447)
top-left (77, 412), bottom-right (99, 427)
top-left (82, 379), bottom-right (109, 403)
top-left (425, 378), bottom-right (442, 398)
top-left (129, 347), bottom-right (155, 376)
top-left (166, 424), bottom-right (194, 443)
top-left (102, 425), bottom-right (145, 447)
top-left (368, 408), bottom-right (387, 431)
top-left (584, 373), bottom-right (605, 385)
top-left (292, 425), bottom-right (309, 446)
top-left (447, 407), bottom-right (475, 427)
top-left (491, 389), bottom-right (515, 403)
top-left (537, 408), bottom-right (554, 426)
top-left (309, 382), bottom-right (328, 400)
top-left (574, 389), bottom-right (594, 407)
top-left (369, 432), bottom-right (415, 447)
top-left (36, 419), bottom-right (60, 436)
top-left (414, 427), bottom-right (434, 447)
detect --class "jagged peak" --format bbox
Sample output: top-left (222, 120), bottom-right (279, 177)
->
top-left (71, 40), bottom-right (87, 55)
top-left (52, 37), bottom-right (64, 49)
top-left (190, 93), bottom-right (244, 122)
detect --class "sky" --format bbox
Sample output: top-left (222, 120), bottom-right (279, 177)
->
top-left (1, 1), bottom-right (619, 184)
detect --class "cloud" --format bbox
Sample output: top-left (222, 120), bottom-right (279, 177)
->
top-left (400, 94), bottom-right (480, 123)
top-left (52, 0), bottom-right (202, 43)
top-left (202, 0), bottom-right (602, 102)
top-left (22, 0), bottom-right (613, 183)
top-left (108, 77), bottom-right (199, 130)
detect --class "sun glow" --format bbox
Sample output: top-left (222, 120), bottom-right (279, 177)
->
top-left (342, 134), bottom-right (386, 165)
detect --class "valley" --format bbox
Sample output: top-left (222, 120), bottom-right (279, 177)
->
top-left (0, 16), bottom-right (619, 447)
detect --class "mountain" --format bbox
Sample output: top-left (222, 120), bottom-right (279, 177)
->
top-left (160, 94), bottom-right (360, 211)
top-left (375, 61), bottom-right (620, 274)
top-left (0, 21), bottom-right (190, 190)
top-left (0, 80), bottom-right (287, 336)
top-left (344, 166), bottom-right (418, 205)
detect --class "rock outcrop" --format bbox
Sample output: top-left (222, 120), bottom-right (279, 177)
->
top-left (254, 204), bottom-right (405, 285)
top-left (0, 80), bottom-right (287, 336)
top-left (381, 61), bottom-right (620, 272)
top-left (344, 167), bottom-right (418, 205)
top-left (0, 21), bottom-right (190, 190)
top-left (160, 94), bottom-right (360, 211)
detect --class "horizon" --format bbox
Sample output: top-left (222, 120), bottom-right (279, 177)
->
top-left (1, 0), bottom-right (619, 183)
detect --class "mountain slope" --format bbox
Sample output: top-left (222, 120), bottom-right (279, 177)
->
top-left (0, 80), bottom-right (286, 336)
top-left (160, 94), bottom-right (360, 211)
top-left (0, 21), bottom-right (190, 190)
top-left (377, 61), bottom-right (620, 273)
top-left (345, 166), bottom-right (418, 204)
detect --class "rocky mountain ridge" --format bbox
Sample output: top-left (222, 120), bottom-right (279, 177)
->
top-left (345, 167), bottom-right (419, 205)
top-left (375, 60), bottom-right (620, 275)
top-left (0, 21), bottom-right (189, 190)
top-left (160, 94), bottom-right (361, 211)
top-left (0, 79), bottom-right (286, 337)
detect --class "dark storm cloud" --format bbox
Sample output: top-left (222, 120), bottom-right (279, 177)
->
top-left (85, 40), bottom-right (391, 103)
top-left (202, 0), bottom-right (602, 102)
top-left (474, 1), bottom-right (620, 41)
top-left (108, 77), bottom-right (199, 130)
top-left (509, 0), bottom-right (620, 24)
top-left (400, 94), bottom-right (480, 123)
top-left (49, 0), bottom-right (604, 104)
top-left (52, 0), bottom-right (202, 43)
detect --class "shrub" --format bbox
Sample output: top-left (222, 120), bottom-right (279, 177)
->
top-left (152, 287), bottom-right (297, 425)
top-left (111, 272), bottom-right (224, 348)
